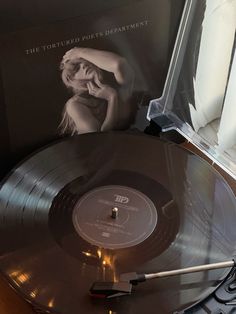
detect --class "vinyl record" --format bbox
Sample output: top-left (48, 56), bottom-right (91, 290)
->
top-left (0, 132), bottom-right (236, 314)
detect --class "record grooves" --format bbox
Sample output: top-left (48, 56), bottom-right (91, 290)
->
top-left (0, 132), bottom-right (236, 314)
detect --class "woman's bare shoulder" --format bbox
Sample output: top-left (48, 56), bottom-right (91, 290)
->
top-left (65, 94), bottom-right (88, 106)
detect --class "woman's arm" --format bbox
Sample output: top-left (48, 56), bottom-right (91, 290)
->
top-left (63, 47), bottom-right (134, 86)
top-left (87, 80), bottom-right (119, 131)
top-left (101, 93), bottom-right (119, 132)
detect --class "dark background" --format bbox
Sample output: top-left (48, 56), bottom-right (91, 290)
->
top-left (0, 0), bottom-right (185, 179)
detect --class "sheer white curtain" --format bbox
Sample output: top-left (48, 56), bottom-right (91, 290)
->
top-left (189, 0), bottom-right (236, 139)
top-left (218, 45), bottom-right (236, 150)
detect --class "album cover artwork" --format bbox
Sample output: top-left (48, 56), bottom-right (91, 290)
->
top-left (0, 0), bottom-right (184, 177)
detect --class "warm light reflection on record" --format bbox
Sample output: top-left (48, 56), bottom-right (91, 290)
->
top-left (97, 249), bottom-right (102, 259)
top-left (48, 298), bottom-right (55, 308)
top-left (9, 270), bottom-right (31, 285)
top-left (30, 289), bottom-right (38, 298)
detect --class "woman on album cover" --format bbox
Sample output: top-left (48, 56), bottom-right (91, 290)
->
top-left (59, 47), bottom-right (137, 134)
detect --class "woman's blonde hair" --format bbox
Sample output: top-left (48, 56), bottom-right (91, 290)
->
top-left (60, 58), bottom-right (103, 94)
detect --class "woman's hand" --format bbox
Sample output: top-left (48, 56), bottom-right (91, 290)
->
top-left (62, 47), bottom-right (84, 63)
top-left (87, 80), bottom-right (117, 102)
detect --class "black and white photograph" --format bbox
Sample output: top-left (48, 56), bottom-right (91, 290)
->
top-left (0, 0), bottom-right (183, 176)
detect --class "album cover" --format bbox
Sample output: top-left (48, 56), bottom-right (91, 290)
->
top-left (0, 0), bottom-right (184, 177)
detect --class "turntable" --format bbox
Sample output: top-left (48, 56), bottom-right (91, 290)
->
top-left (1, 1), bottom-right (236, 313)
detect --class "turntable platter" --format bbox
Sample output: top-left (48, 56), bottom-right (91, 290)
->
top-left (0, 132), bottom-right (236, 313)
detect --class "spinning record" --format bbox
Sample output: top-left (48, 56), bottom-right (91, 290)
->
top-left (0, 132), bottom-right (236, 314)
